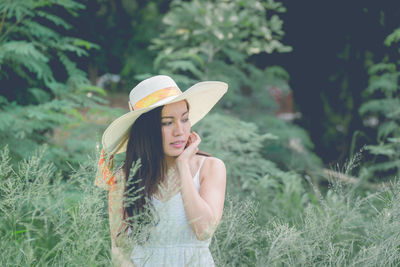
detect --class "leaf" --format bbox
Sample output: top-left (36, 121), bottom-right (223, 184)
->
top-left (359, 99), bottom-right (400, 116)
top-left (20, 20), bottom-right (59, 40)
top-left (65, 108), bottom-right (84, 121)
top-left (77, 85), bottom-right (107, 96)
top-left (165, 60), bottom-right (203, 78)
top-left (365, 144), bottom-right (396, 156)
top-left (384, 27), bottom-right (400, 47)
top-left (0, 0), bottom-right (33, 21)
top-left (262, 133), bottom-right (279, 140)
top-left (377, 121), bottom-right (400, 141)
top-left (36, 10), bottom-right (71, 29)
top-left (367, 159), bottom-right (400, 173)
top-left (13, 229), bottom-right (27, 235)
top-left (28, 88), bottom-right (51, 104)
top-left (366, 73), bottom-right (399, 94)
top-left (0, 41), bottom-right (48, 62)
top-left (388, 137), bottom-right (400, 144)
top-left (368, 63), bottom-right (396, 75)
top-left (73, 39), bottom-right (100, 51)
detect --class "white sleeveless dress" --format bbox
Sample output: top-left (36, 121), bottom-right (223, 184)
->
top-left (130, 157), bottom-right (215, 267)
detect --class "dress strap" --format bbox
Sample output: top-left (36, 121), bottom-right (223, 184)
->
top-left (194, 157), bottom-right (207, 185)
top-left (198, 156), bottom-right (207, 171)
top-left (197, 157), bottom-right (206, 175)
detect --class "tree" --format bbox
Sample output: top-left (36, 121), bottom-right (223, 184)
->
top-left (150, 0), bottom-right (291, 91)
top-left (0, 0), bottom-right (103, 170)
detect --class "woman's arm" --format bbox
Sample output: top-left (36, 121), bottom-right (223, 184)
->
top-left (177, 132), bottom-right (226, 240)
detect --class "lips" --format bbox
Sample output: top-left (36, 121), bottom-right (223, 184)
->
top-left (170, 140), bottom-right (186, 148)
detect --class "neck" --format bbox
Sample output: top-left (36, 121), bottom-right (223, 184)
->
top-left (164, 155), bottom-right (177, 172)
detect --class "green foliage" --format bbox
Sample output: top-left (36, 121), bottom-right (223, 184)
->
top-left (119, 1), bottom-right (163, 85)
top-left (197, 111), bottom-right (321, 177)
top-left (254, 114), bottom-right (322, 172)
top-left (68, 0), bottom-right (167, 87)
top-left (0, 146), bottom-right (111, 266)
top-left (194, 113), bottom-right (313, 223)
top-left (384, 28), bottom-right (400, 47)
top-left (0, 0), bottom-right (94, 90)
top-left (146, 0), bottom-right (321, 174)
top-left (150, 0), bottom-right (291, 92)
top-left (358, 30), bottom-right (400, 180)
top-left (0, 0), bottom-right (109, 171)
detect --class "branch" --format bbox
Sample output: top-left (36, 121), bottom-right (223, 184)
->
top-left (0, 14), bottom-right (27, 43)
top-left (0, 8), bottom-right (7, 35)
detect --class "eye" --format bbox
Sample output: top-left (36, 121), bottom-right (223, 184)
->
top-left (182, 117), bottom-right (189, 123)
top-left (162, 121), bottom-right (172, 126)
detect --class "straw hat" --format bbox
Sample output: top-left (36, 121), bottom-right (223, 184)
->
top-left (102, 75), bottom-right (228, 157)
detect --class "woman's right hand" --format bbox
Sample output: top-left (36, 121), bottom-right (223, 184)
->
top-left (176, 131), bottom-right (201, 166)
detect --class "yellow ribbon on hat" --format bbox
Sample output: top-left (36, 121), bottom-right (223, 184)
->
top-left (132, 86), bottom-right (180, 110)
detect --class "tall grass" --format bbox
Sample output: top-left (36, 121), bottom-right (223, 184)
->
top-left (0, 146), bottom-right (111, 266)
top-left (1, 146), bottom-right (399, 266)
top-left (212, 181), bottom-right (400, 266)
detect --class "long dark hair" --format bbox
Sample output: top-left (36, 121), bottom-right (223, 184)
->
top-left (123, 106), bottom-right (165, 226)
top-left (121, 102), bottom-right (210, 233)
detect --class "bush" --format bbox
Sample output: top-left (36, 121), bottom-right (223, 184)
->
top-left (194, 113), bottom-right (313, 223)
top-left (149, 0), bottom-right (291, 95)
top-left (0, 0), bottom-right (111, 172)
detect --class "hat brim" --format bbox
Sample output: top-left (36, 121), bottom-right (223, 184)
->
top-left (102, 81), bottom-right (228, 156)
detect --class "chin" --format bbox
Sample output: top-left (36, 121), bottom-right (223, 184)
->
top-left (165, 149), bottom-right (184, 158)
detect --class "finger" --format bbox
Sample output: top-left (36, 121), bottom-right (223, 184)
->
top-left (188, 132), bottom-right (195, 145)
top-left (192, 131), bottom-right (201, 140)
top-left (192, 132), bottom-right (201, 144)
top-left (189, 134), bottom-right (200, 146)
top-left (194, 137), bottom-right (201, 145)
top-left (187, 133), bottom-right (196, 145)
top-left (186, 137), bottom-right (191, 147)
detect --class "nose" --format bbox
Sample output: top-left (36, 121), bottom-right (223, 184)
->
top-left (173, 121), bottom-right (184, 136)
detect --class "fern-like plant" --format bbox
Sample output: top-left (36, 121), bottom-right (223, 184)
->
top-left (358, 28), bottom-right (400, 181)
top-left (0, 0), bottom-right (106, 170)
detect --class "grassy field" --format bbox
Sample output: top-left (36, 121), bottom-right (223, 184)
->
top-left (1, 144), bottom-right (399, 266)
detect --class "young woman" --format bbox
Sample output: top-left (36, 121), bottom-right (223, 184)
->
top-left (95, 75), bottom-right (228, 266)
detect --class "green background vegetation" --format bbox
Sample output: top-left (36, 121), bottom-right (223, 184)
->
top-left (1, 0), bottom-right (399, 266)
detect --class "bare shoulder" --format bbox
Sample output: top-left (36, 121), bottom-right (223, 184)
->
top-left (200, 156), bottom-right (226, 183)
top-left (203, 156), bottom-right (225, 169)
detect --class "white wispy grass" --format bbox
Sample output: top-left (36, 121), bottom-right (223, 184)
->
top-left (0, 146), bottom-right (111, 266)
top-left (1, 146), bottom-right (399, 266)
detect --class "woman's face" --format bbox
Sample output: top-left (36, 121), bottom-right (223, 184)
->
top-left (161, 100), bottom-right (191, 157)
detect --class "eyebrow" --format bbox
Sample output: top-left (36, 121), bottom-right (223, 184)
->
top-left (161, 110), bottom-right (189, 119)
